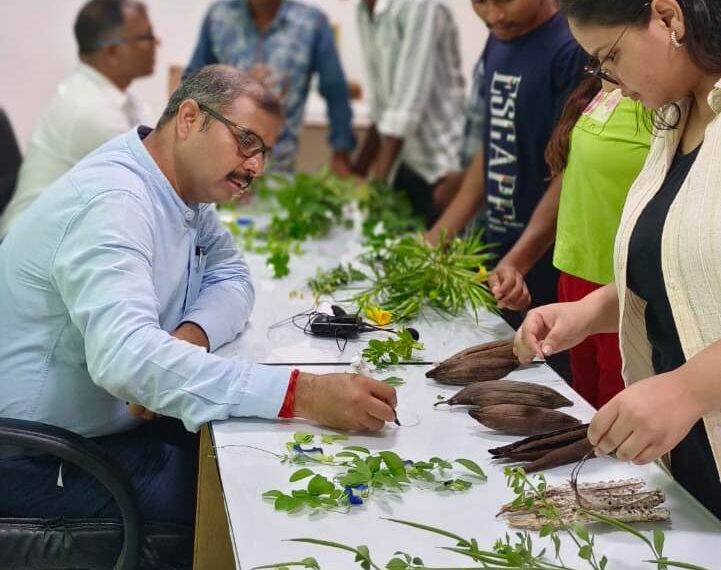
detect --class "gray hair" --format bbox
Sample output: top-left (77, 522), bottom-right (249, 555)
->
top-left (156, 65), bottom-right (284, 130)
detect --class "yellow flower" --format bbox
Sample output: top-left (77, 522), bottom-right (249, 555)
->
top-left (476, 266), bottom-right (489, 283)
top-left (365, 306), bottom-right (392, 326)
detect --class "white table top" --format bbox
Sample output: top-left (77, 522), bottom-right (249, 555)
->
top-left (216, 224), bottom-right (512, 365)
top-left (211, 364), bottom-right (721, 570)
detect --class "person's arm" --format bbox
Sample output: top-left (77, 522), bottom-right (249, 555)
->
top-left (425, 150), bottom-right (484, 245)
top-left (184, 8), bottom-right (220, 80)
top-left (488, 175), bottom-right (562, 310)
top-left (52, 191), bottom-right (292, 431)
top-left (590, 340), bottom-right (721, 465)
top-left (514, 283), bottom-right (619, 363)
top-left (312, 13), bottom-right (356, 177)
top-left (372, 0), bottom-right (448, 183)
top-left (352, 124), bottom-right (380, 178)
top-left (371, 136), bottom-right (403, 183)
top-left (181, 208), bottom-right (255, 351)
top-left (55, 191), bottom-right (397, 432)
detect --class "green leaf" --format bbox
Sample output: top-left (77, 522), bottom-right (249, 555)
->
top-left (380, 451), bottom-right (407, 479)
top-left (381, 376), bottom-right (405, 387)
top-left (385, 558), bottom-right (408, 570)
top-left (454, 458), bottom-right (487, 480)
top-left (429, 457), bottom-right (453, 470)
top-left (335, 451), bottom-right (361, 459)
top-left (653, 528), bottom-right (665, 556)
top-left (344, 446), bottom-right (371, 455)
top-left (578, 545), bottom-right (592, 560)
top-left (274, 495), bottom-right (296, 511)
top-left (320, 433), bottom-right (349, 445)
top-left (573, 522), bottom-right (590, 543)
top-left (307, 474), bottom-right (335, 496)
top-left (293, 432), bottom-right (315, 445)
top-left (289, 468), bottom-right (314, 483)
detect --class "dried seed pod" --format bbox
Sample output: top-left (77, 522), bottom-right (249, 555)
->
top-left (469, 404), bottom-right (580, 435)
top-left (495, 448), bottom-right (549, 462)
top-left (522, 437), bottom-right (594, 473)
top-left (426, 339), bottom-right (519, 385)
top-left (440, 339), bottom-right (516, 364)
top-left (488, 424), bottom-right (589, 458)
top-left (434, 380), bottom-right (573, 409)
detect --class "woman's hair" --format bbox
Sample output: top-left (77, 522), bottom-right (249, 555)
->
top-left (544, 76), bottom-right (602, 179)
top-left (559, 0), bottom-right (721, 73)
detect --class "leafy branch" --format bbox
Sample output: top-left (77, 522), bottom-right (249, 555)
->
top-left (362, 329), bottom-right (425, 369)
top-left (262, 433), bottom-right (487, 515)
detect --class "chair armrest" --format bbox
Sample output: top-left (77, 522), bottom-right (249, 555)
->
top-left (0, 417), bottom-right (140, 570)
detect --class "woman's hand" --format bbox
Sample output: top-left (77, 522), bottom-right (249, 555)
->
top-left (514, 301), bottom-right (592, 363)
top-left (588, 370), bottom-right (706, 464)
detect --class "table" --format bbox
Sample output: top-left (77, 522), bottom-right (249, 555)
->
top-left (216, 225), bottom-right (511, 365)
top-left (198, 208), bottom-right (721, 570)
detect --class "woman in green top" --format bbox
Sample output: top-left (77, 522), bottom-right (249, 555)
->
top-left (550, 77), bottom-right (651, 408)
top-left (491, 76), bottom-right (650, 408)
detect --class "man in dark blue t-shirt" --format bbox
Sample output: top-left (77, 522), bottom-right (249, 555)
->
top-left (428, 0), bottom-right (585, 312)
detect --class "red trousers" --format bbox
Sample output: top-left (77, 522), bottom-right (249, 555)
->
top-left (557, 272), bottom-right (624, 409)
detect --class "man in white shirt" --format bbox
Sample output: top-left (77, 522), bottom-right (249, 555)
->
top-left (0, 0), bottom-right (158, 238)
top-left (352, 0), bottom-right (465, 227)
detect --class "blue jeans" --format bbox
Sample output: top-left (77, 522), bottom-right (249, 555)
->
top-left (0, 418), bottom-right (198, 525)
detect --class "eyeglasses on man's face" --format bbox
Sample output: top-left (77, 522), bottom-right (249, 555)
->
top-left (196, 102), bottom-right (271, 161)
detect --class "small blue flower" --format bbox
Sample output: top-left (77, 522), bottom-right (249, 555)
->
top-left (344, 484), bottom-right (369, 506)
top-left (403, 460), bottom-right (414, 466)
top-left (292, 444), bottom-right (324, 454)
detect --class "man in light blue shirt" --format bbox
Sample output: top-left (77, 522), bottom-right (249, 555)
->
top-left (0, 65), bottom-right (396, 532)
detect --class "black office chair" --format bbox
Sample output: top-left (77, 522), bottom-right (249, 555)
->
top-left (0, 418), bottom-right (193, 570)
top-left (0, 108), bottom-right (21, 216)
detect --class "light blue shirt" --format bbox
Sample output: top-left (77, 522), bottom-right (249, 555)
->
top-left (0, 127), bottom-right (291, 437)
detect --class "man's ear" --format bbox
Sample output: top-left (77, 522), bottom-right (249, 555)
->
top-left (175, 99), bottom-right (201, 141)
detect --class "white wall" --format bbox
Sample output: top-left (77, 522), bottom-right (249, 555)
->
top-left (0, 1), bottom-right (488, 150)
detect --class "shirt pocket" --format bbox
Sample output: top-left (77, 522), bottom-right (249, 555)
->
top-left (184, 246), bottom-right (207, 311)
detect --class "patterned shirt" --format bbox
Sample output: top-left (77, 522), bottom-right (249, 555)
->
top-left (185, 0), bottom-right (355, 173)
top-left (357, 0), bottom-right (465, 184)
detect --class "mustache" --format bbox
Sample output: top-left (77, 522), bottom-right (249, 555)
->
top-left (227, 170), bottom-right (254, 187)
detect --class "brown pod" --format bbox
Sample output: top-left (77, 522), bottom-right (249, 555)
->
top-left (468, 404), bottom-right (581, 436)
top-left (497, 448), bottom-right (549, 462)
top-left (427, 357), bottom-right (519, 385)
top-left (434, 380), bottom-right (573, 409)
top-left (523, 437), bottom-right (594, 473)
top-left (440, 339), bottom-right (516, 364)
top-left (488, 424), bottom-right (589, 457)
top-left (426, 339), bottom-right (519, 385)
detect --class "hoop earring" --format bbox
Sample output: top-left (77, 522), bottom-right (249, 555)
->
top-left (671, 30), bottom-right (684, 49)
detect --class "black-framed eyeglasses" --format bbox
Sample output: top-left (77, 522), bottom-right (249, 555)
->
top-left (583, 2), bottom-right (650, 86)
top-left (196, 102), bottom-right (271, 161)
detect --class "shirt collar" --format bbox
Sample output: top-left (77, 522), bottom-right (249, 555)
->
top-left (127, 126), bottom-right (207, 223)
top-left (240, 0), bottom-right (290, 31)
top-left (76, 62), bottom-right (130, 109)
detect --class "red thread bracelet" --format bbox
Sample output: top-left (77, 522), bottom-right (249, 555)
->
top-left (278, 369), bottom-right (300, 418)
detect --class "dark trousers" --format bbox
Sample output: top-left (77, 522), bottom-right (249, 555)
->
top-left (392, 163), bottom-right (440, 227)
top-left (0, 418), bottom-right (199, 525)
